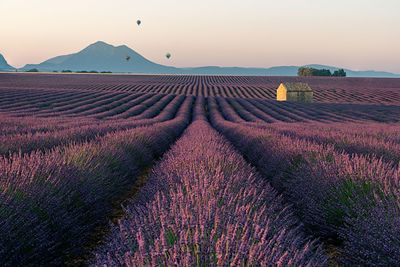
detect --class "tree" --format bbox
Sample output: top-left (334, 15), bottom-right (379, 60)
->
top-left (333, 69), bottom-right (346, 77)
top-left (318, 69), bottom-right (332, 76)
top-left (26, 68), bottom-right (39, 72)
top-left (298, 67), bottom-right (316, 76)
top-left (298, 67), bottom-right (344, 77)
top-left (297, 67), bottom-right (306, 76)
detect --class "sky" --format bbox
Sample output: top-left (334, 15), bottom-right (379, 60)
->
top-left (1, 0), bottom-right (400, 73)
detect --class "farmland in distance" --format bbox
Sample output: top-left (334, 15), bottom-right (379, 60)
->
top-left (0, 72), bottom-right (399, 266)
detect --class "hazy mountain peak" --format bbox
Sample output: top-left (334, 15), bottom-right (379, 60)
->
top-left (16, 41), bottom-right (400, 77)
top-left (20, 41), bottom-right (172, 73)
top-left (0, 54), bottom-right (7, 64)
top-left (88, 40), bottom-right (113, 48)
top-left (82, 41), bottom-right (116, 54)
top-left (0, 53), bottom-right (14, 71)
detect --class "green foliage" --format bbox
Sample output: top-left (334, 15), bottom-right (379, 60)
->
top-left (75, 70), bottom-right (107, 74)
top-left (26, 68), bottom-right (39, 72)
top-left (325, 179), bottom-right (383, 226)
top-left (165, 228), bottom-right (177, 247)
top-left (298, 67), bottom-right (346, 77)
top-left (333, 69), bottom-right (347, 77)
top-left (61, 70), bottom-right (72, 73)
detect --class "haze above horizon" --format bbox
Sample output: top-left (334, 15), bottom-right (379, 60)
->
top-left (1, 0), bottom-right (399, 73)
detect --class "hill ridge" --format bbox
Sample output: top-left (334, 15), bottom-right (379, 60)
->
top-left (13, 41), bottom-right (400, 77)
top-left (0, 53), bottom-right (15, 71)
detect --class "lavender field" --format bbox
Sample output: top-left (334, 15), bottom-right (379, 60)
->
top-left (0, 73), bottom-right (400, 266)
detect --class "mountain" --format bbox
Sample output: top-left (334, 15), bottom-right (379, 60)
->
top-left (19, 41), bottom-right (400, 77)
top-left (20, 41), bottom-right (179, 73)
top-left (0, 53), bottom-right (15, 71)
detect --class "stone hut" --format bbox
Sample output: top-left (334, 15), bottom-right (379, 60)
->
top-left (276, 82), bottom-right (313, 103)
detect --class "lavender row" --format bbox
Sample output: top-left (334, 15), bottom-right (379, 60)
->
top-left (35, 92), bottom-right (146, 117)
top-left (93, 119), bottom-right (327, 266)
top-left (220, 97), bottom-right (400, 124)
top-left (221, 119), bottom-right (400, 166)
top-left (0, 119), bottom-right (137, 156)
top-left (268, 121), bottom-right (400, 144)
top-left (207, 97), bottom-right (268, 129)
top-left (130, 94), bottom-right (176, 120)
top-left (209, 103), bottom-right (400, 265)
top-left (0, 90), bottom-right (114, 114)
top-left (91, 93), bottom-right (154, 119)
top-left (267, 122), bottom-right (400, 165)
top-left (0, 113), bottom-right (101, 135)
top-left (0, 88), bottom-right (77, 109)
top-left (210, 96), bottom-right (400, 164)
top-left (0, 99), bottom-right (192, 266)
top-left (2, 73), bottom-right (400, 104)
top-left (33, 92), bottom-right (161, 119)
top-left (0, 96), bottom-right (192, 157)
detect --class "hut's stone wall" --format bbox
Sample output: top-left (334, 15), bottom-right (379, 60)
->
top-left (286, 91), bottom-right (313, 103)
top-left (276, 83), bottom-right (313, 103)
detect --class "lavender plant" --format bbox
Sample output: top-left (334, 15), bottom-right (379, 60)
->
top-left (209, 105), bottom-right (400, 265)
top-left (0, 102), bottom-right (192, 266)
top-left (93, 120), bottom-right (327, 266)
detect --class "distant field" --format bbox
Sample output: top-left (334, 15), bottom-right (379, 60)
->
top-left (2, 73), bottom-right (400, 104)
top-left (0, 73), bottom-right (399, 266)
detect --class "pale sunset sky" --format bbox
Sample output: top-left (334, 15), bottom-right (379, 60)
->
top-left (1, 0), bottom-right (399, 73)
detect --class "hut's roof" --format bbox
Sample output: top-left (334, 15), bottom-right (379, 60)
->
top-left (281, 82), bottom-right (312, 92)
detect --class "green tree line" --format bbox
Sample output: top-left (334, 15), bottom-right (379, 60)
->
top-left (298, 67), bottom-right (346, 77)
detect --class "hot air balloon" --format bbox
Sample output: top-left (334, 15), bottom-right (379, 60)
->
top-left (137, 20), bottom-right (141, 26)
top-left (166, 52), bottom-right (171, 59)
top-left (125, 56), bottom-right (131, 61)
